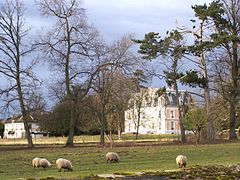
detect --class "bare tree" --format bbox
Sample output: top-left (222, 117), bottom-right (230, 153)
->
top-left (0, 0), bottom-right (37, 148)
top-left (90, 35), bottom-right (142, 145)
top-left (36, 0), bottom-right (102, 147)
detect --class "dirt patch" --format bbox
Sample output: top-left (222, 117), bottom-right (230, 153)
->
top-left (88, 165), bottom-right (240, 179)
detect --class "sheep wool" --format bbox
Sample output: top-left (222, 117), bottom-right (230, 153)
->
top-left (32, 157), bottom-right (41, 168)
top-left (32, 157), bottom-right (51, 170)
top-left (39, 158), bottom-right (52, 169)
top-left (106, 152), bottom-right (120, 163)
top-left (176, 155), bottom-right (187, 168)
top-left (56, 158), bottom-right (73, 172)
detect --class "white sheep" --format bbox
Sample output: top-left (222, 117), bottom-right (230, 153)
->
top-left (176, 155), bottom-right (187, 168)
top-left (106, 152), bottom-right (120, 163)
top-left (32, 157), bottom-right (51, 170)
top-left (56, 158), bottom-right (73, 172)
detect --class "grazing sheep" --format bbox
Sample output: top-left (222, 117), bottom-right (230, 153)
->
top-left (56, 158), bottom-right (73, 172)
top-left (176, 155), bottom-right (187, 168)
top-left (106, 152), bottom-right (120, 163)
top-left (32, 157), bottom-right (51, 170)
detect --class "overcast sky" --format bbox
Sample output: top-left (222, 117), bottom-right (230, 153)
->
top-left (83, 0), bottom-right (213, 41)
top-left (24, 0), bottom-right (213, 41)
top-left (24, 0), bottom-right (213, 85)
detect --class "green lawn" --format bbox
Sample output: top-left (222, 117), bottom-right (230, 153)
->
top-left (0, 141), bottom-right (240, 179)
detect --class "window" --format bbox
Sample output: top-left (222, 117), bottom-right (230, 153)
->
top-left (171, 110), bottom-right (174, 118)
top-left (168, 94), bottom-right (177, 106)
top-left (128, 123), bottom-right (131, 131)
top-left (171, 121), bottom-right (174, 130)
top-left (159, 110), bottom-right (161, 118)
top-left (127, 112), bottom-right (131, 119)
top-left (152, 123), bottom-right (155, 129)
top-left (153, 98), bottom-right (158, 107)
top-left (159, 122), bottom-right (161, 130)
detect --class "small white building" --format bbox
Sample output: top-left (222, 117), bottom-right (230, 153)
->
top-left (124, 87), bottom-right (192, 135)
top-left (3, 115), bottom-right (43, 139)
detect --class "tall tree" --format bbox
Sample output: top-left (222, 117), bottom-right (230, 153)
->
top-left (36, 0), bottom-right (100, 146)
top-left (90, 35), bottom-right (141, 145)
top-left (0, 0), bottom-right (36, 147)
top-left (179, 15), bottom-right (216, 142)
top-left (131, 87), bottom-right (149, 139)
top-left (192, 0), bottom-right (240, 140)
top-left (135, 31), bottom-right (187, 142)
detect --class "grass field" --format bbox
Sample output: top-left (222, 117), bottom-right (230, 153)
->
top-left (0, 134), bottom-right (180, 145)
top-left (0, 137), bottom-right (240, 180)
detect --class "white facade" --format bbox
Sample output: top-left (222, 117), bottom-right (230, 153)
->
top-left (124, 87), bottom-right (191, 135)
top-left (3, 116), bottom-right (43, 139)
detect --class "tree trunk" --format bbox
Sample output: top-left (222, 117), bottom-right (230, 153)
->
top-left (174, 81), bottom-right (186, 143)
top-left (100, 111), bottom-right (107, 145)
top-left (199, 54), bottom-right (215, 142)
top-left (136, 107), bottom-right (141, 139)
top-left (197, 128), bottom-right (201, 144)
top-left (229, 99), bottom-right (237, 140)
top-left (204, 84), bottom-right (215, 142)
top-left (17, 78), bottom-right (34, 148)
top-left (229, 39), bottom-right (238, 140)
top-left (65, 100), bottom-right (76, 147)
top-left (100, 127), bottom-right (105, 145)
top-left (117, 118), bottom-right (121, 140)
top-left (109, 128), bottom-right (113, 148)
top-left (198, 20), bottom-right (215, 142)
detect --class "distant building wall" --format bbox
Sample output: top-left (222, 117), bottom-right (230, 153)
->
top-left (3, 117), bottom-right (43, 139)
top-left (124, 87), bottom-right (191, 135)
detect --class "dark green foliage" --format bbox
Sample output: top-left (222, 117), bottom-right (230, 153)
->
top-left (192, 0), bottom-right (239, 47)
top-left (188, 1), bottom-right (238, 57)
top-left (180, 70), bottom-right (207, 88)
top-left (192, 1), bottom-right (224, 21)
top-left (38, 101), bottom-right (71, 136)
top-left (155, 87), bottom-right (166, 97)
top-left (132, 69), bottom-right (149, 91)
top-left (135, 30), bottom-right (188, 85)
top-left (134, 32), bottom-right (162, 59)
top-left (135, 29), bottom-right (207, 90)
top-left (187, 41), bottom-right (215, 56)
top-left (133, 69), bottom-right (148, 85)
top-left (134, 30), bottom-right (186, 60)
top-left (164, 71), bottom-right (185, 87)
